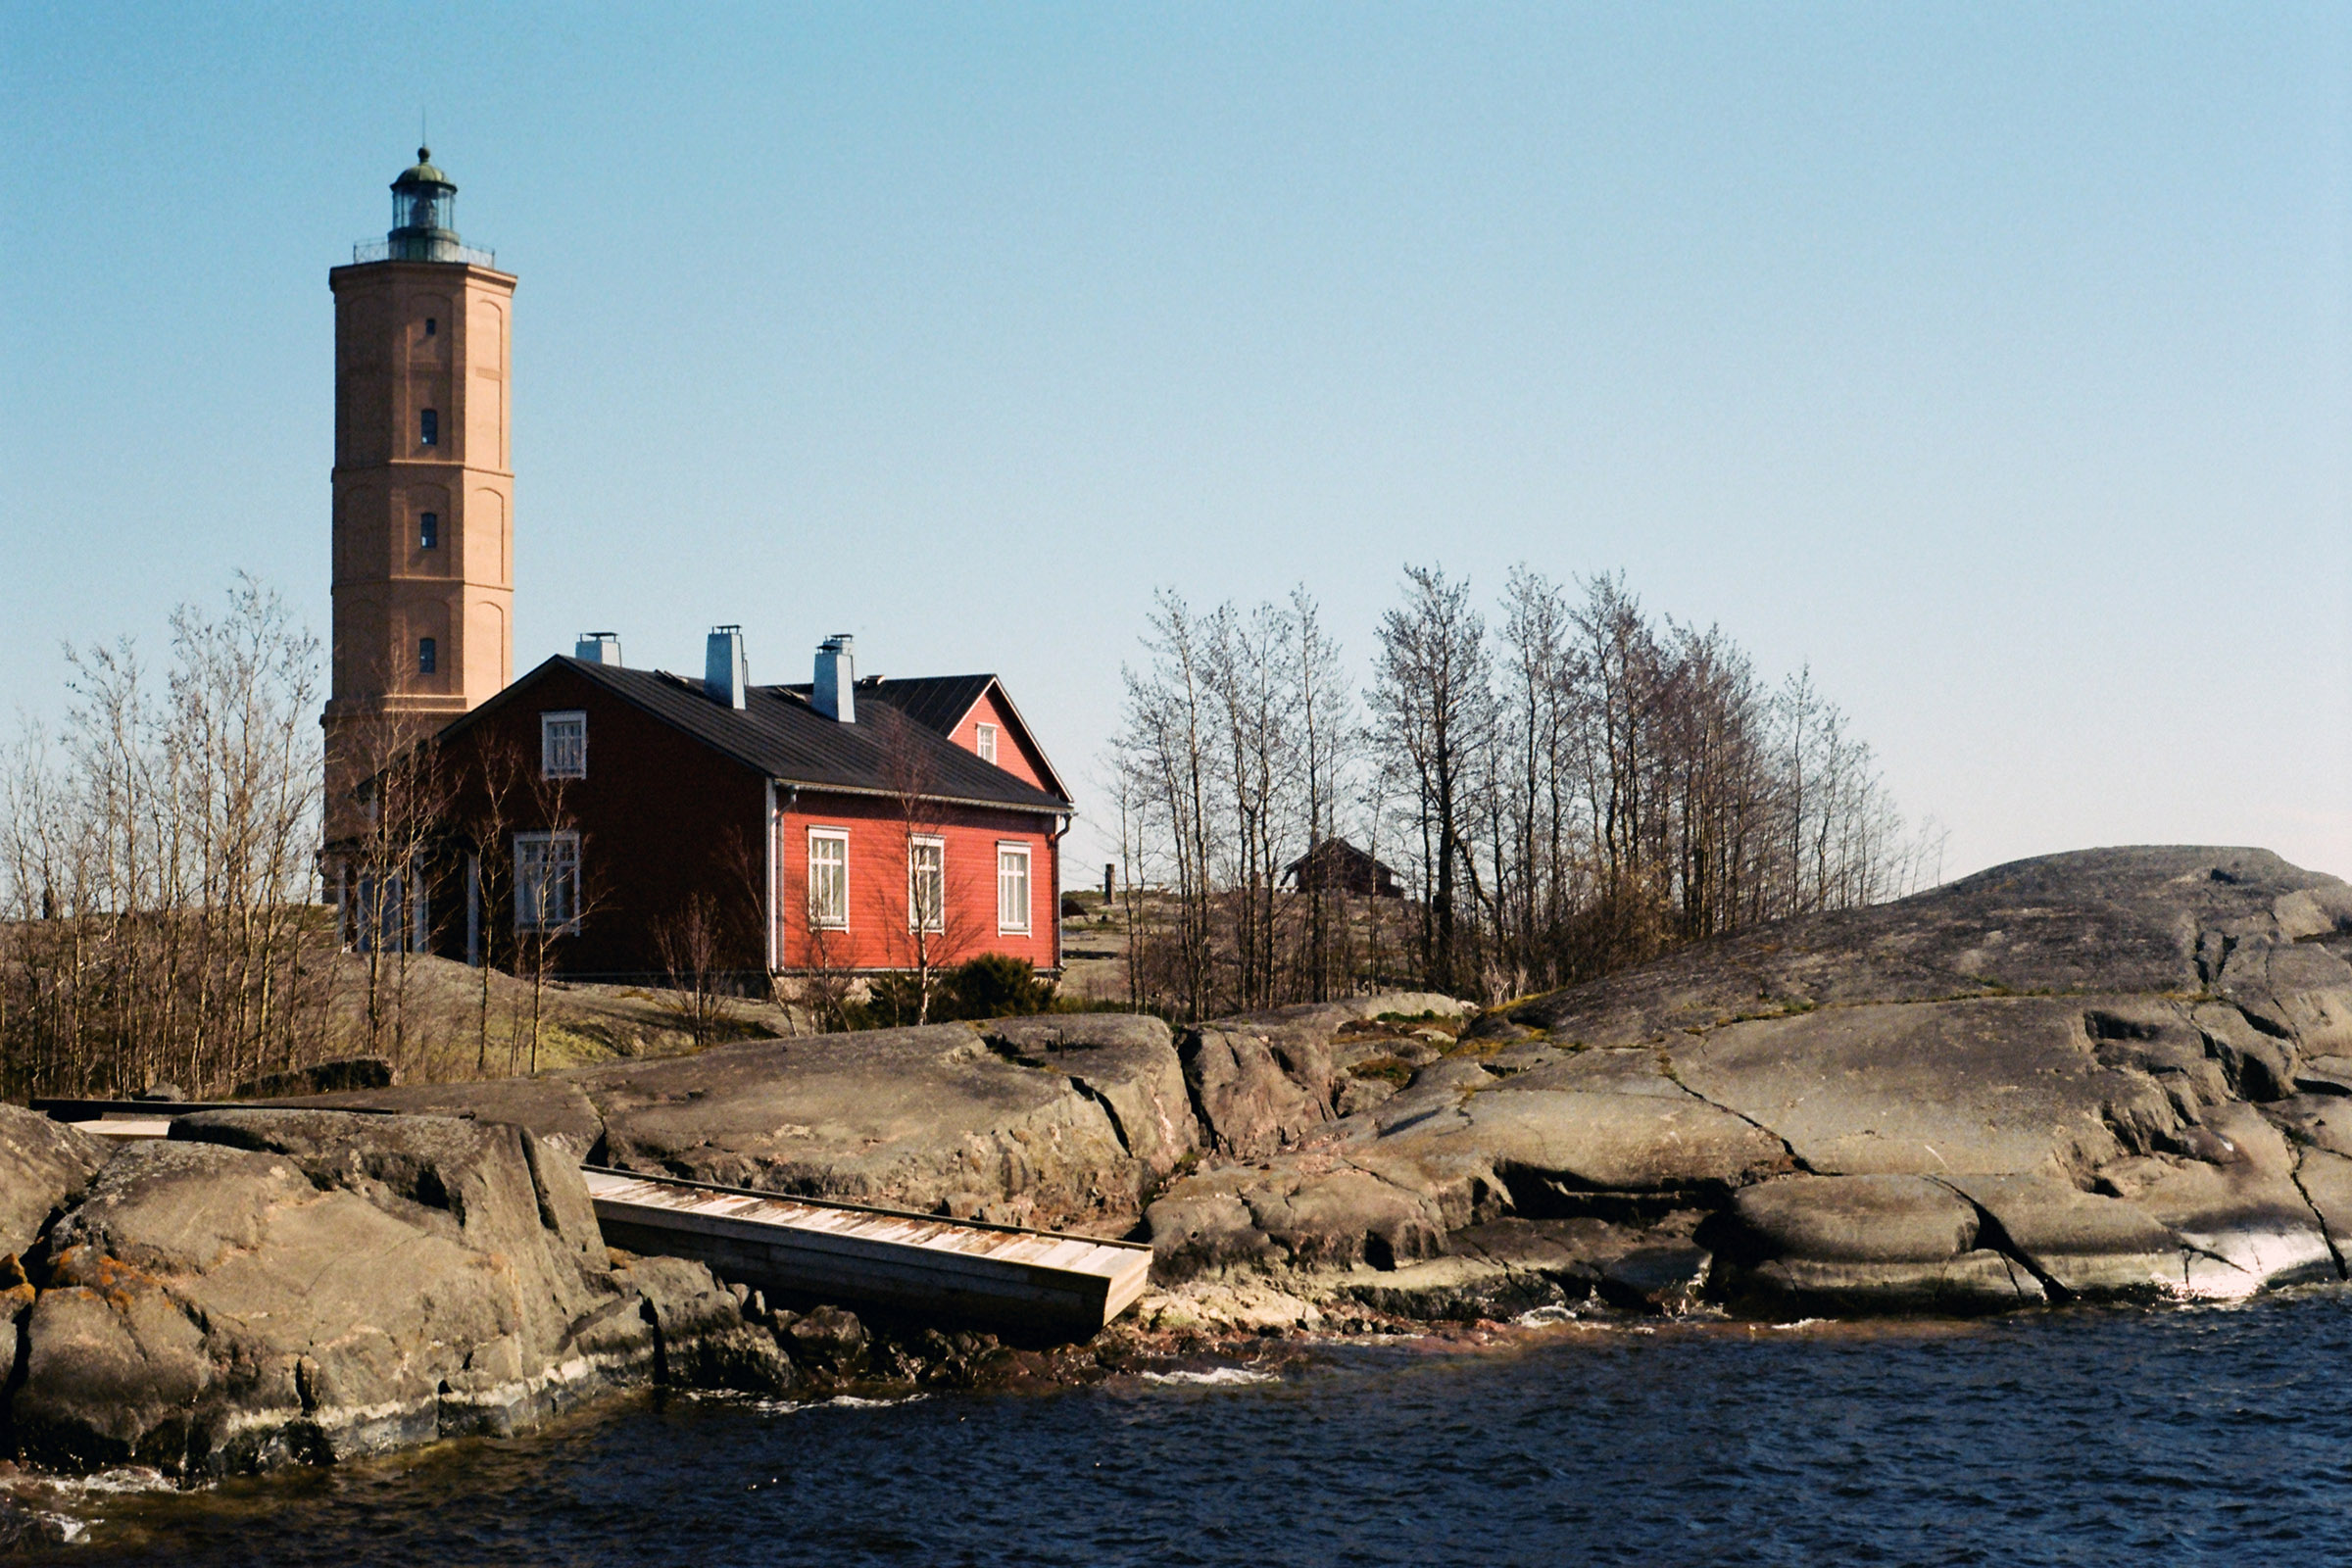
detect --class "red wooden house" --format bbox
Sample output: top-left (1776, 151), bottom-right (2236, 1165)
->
top-left (416, 628), bottom-right (1073, 983)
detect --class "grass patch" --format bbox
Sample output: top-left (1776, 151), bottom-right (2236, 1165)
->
top-left (1349, 1055), bottom-right (1416, 1087)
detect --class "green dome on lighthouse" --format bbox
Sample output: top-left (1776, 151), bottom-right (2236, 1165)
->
top-left (386, 146), bottom-right (463, 261)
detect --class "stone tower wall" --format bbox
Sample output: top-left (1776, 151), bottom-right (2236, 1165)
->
top-left (323, 258), bottom-right (515, 816)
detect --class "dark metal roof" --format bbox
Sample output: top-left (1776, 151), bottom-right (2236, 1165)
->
top-left (463, 658), bottom-right (1072, 814)
top-left (392, 147), bottom-right (453, 192)
top-left (777, 673), bottom-right (994, 738)
top-left (1283, 838), bottom-right (1398, 876)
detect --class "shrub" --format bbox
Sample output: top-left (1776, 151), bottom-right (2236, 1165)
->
top-left (841, 956), bottom-right (1058, 1029)
top-left (933, 955), bottom-right (1055, 1021)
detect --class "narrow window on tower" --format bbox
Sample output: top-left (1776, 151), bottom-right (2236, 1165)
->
top-left (419, 409), bottom-right (439, 447)
top-left (419, 512), bottom-right (439, 550)
top-left (417, 637), bottom-right (437, 676)
top-left (424, 317), bottom-right (437, 336)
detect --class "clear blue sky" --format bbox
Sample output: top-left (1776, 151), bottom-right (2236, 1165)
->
top-left (4, 3), bottom-right (2347, 884)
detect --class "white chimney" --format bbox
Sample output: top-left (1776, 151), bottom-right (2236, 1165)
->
top-left (574, 631), bottom-right (622, 665)
top-left (812, 634), bottom-right (856, 722)
top-left (706, 625), bottom-right (748, 710)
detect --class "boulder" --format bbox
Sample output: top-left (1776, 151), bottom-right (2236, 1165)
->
top-left (1334, 1222), bottom-right (1603, 1323)
top-left (2119, 1104), bottom-right (2337, 1294)
top-left (1145, 1159), bottom-right (1449, 1279)
top-left (0, 1105), bottom-right (112, 1259)
top-left (578, 1024), bottom-right (1149, 1230)
top-left (981, 1014), bottom-right (1201, 1184)
top-left (270, 1077), bottom-right (607, 1159)
top-left (1722, 1174), bottom-right (1983, 1263)
top-left (8, 1112), bottom-right (657, 1474)
top-left (1139, 850), bottom-right (2352, 1323)
top-left (612, 1253), bottom-right (793, 1394)
top-left (0, 1495), bottom-right (79, 1550)
top-left (783, 1304), bottom-right (868, 1375)
top-left (1449, 1088), bottom-right (1793, 1202)
top-left (1671, 999), bottom-right (2181, 1179)
top-left (1721, 1250), bottom-right (2046, 1316)
top-left (1938, 1173), bottom-right (2184, 1300)
top-left (1178, 996), bottom-right (1470, 1159)
top-left (173, 1109), bottom-right (617, 1361)
top-left (1598, 1245), bottom-right (1714, 1314)
top-left (1707, 1175), bottom-right (2043, 1314)
top-left (1180, 1024), bottom-right (1329, 1160)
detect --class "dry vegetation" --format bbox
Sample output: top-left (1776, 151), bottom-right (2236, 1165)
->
top-left (0, 581), bottom-right (782, 1102)
top-left (1108, 566), bottom-right (1946, 1019)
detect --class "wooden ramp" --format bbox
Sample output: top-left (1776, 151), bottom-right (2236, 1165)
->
top-left (582, 1167), bottom-right (1154, 1341)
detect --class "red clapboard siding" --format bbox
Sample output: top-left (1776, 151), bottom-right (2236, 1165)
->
top-left (433, 663), bottom-right (769, 976)
top-left (419, 659), bottom-right (1067, 980)
top-left (775, 792), bottom-right (1059, 973)
top-left (950, 686), bottom-right (1056, 795)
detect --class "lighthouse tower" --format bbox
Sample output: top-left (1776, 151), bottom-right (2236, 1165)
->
top-left (323, 148), bottom-right (515, 812)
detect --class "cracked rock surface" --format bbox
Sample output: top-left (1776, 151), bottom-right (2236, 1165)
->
top-left (162, 848), bottom-right (2352, 1353)
top-left (1145, 847), bottom-right (2352, 1319)
top-left (0, 1110), bottom-right (791, 1478)
top-left (278, 997), bottom-right (1463, 1236)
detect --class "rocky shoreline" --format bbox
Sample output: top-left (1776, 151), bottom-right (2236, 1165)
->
top-left (8, 845), bottom-right (2352, 1488)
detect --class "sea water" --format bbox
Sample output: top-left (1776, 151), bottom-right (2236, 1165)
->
top-left (24, 1288), bottom-right (2352, 1566)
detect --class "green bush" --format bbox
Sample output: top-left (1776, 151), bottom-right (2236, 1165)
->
top-left (842, 956), bottom-right (1058, 1029)
top-left (934, 955), bottom-right (1055, 1020)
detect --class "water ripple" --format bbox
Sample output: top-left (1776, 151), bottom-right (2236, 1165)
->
top-left (22, 1289), bottom-right (2352, 1566)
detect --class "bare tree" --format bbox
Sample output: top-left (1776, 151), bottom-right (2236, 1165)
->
top-left (511, 770), bottom-right (597, 1075)
top-left (0, 577), bottom-right (339, 1100)
top-left (1100, 561), bottom-right (1932, 1013)
top-left (1112, 591), bottom-right (1220, 1018)
top-left (654, 892), bottom-right (740, 1048)
top-left (1370, 564), bottom-right (1495, 995)
top-left (873, 709), bottom-right (988, 1022)
top-left (334, 703), bottom-right (452, 1080)
top-left (1288, 587), bottom-right (1360, 1002)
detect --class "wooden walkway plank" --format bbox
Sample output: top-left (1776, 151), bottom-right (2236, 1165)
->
top-left (581, 1166), bottom-right (1152, 1339)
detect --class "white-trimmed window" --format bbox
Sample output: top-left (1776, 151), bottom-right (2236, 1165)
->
top-left (997, 843), bottom-right (1031, 933)
top-left (514, 831), bottom-right (581, 931)
top-left (907, 836), bottom-right (945, 932)
top-left (976, 723), bottom-right (999, 764)
top-left (541, 711), bottom-right (586, 779)
top-left (808, 829), bottom-right (850, 929)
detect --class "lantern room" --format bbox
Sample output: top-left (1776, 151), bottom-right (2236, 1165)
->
top-left (387, 148), bottom-right (461, 261)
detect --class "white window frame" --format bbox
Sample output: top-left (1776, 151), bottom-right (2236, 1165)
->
top-left (541, 710), bottom-right (587, 779)
top-left (976, 722), bottom-right (999, 764)
top-left (514, 831), bottom-right (581, 933)
top-left (997, 842), bottom-right (1032, 934)
top-left (907, 836), bottom-right (946, 932)
top-left (808, 828), bottom-right (850, 930)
